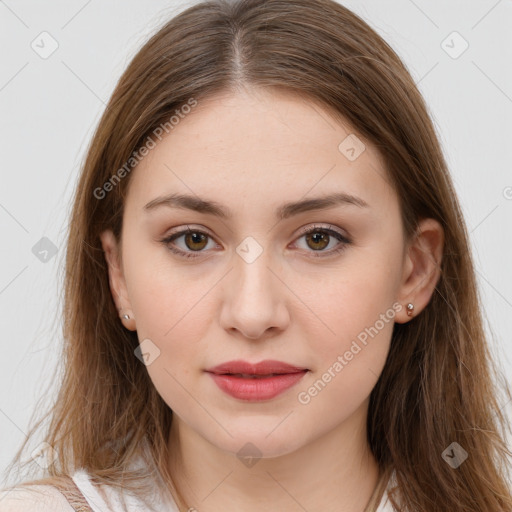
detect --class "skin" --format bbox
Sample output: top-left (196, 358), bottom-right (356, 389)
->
top-left (100, 86), bottom-right (443, 512)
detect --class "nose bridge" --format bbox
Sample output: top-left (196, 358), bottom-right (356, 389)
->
top-left (233, 234), bottom-right (278, 301)
top-left (219, 234), bottom-right (288, 338)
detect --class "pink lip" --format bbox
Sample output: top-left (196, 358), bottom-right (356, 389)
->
top-left (205, 359), bottom-right (309, 401)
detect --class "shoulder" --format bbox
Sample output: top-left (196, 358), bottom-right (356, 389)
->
top-left (375, 468), bottom-right (399, 512)
top-left (0, 484), bottom-right (74, 512)
top-left (376, 493), bottom-right (395, 512)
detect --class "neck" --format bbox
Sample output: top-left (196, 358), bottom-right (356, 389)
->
top-left (166, 400), bottom-right (381, 512)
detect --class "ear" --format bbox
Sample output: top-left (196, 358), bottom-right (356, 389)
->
top-left (99, 229), bottom-right (136, 331)
top-left (394, 218), bottom-right (444, 323)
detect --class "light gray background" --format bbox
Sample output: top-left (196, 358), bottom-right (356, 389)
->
top-left (1, 0), bottom-right (511, 484)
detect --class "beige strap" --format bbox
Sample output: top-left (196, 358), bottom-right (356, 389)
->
top-left (51, 475), bottom-right (94, 512)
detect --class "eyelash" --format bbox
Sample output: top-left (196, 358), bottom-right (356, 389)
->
top-left (160, 224), bottom-right (351, 260)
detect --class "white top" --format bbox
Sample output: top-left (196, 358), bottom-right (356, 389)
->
top-left (0, 467), bottom-right (396, 511)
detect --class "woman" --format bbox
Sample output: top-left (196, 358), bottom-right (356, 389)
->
top-left (1, 0), bottom-right (511, 510)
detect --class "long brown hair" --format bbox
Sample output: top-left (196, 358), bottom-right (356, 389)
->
top-left (4, 0), bottom-right (512, 510)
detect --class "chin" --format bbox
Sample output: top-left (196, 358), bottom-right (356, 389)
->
top-left (201, 423), bottom-right (308, 461)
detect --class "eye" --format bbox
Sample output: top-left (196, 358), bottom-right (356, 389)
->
top-left (292, 224), bottom-right (351, 258)
top-left (160, 224), bottom-right (351, 260)
top-left (161, 225), bottom-right (218, 259)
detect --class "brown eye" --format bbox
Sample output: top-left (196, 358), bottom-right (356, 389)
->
top-left (294, 225), bottom-right (351, 258)
top-left (183, 231), bottom-right (208, 251)
top-left (162, 224), bottom-right (351, 260)
top-left (305, 231), bottom-right (330, 251)
top-left (162, 228), bottom-right (216, 259)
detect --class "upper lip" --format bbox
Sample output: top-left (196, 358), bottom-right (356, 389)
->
top-left (205, 360), bottom-right (308, 376)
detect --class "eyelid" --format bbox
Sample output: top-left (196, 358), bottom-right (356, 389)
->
top-left (162, 223), bottom-right (349, 242)
top-left (295, 223), bottom-right (349, 240)
top-left (165, 224), bottom-right (214, 237)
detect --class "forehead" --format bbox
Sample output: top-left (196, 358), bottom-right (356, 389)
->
top-left (125, 87), bottom-right (397, 218)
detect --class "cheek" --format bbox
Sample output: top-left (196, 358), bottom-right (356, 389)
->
top-left (121, 243), bottom-right (216, 384)
top-left (295, 243), bottom-right (401, 378)
top-left (125, 260), bottom-right (214, 413)
top-left (130, 274), bottom-right (213, 357)
top-left (295, 275), bottom-right (396, 415)
top-left (123, 238), bottom-right (208, 335)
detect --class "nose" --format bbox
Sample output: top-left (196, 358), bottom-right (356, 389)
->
top-left (219, 244), bottom-right (290, 340)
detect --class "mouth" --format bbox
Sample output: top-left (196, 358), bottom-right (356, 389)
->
top-left (205, 360), bottom-right (309, 401)
top-left (205, 359), bottom-right (309, 376)
top-left (215, 373), bottom-right (301, 378)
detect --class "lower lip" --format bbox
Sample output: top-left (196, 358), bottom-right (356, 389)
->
top-left (207, 371), bottom-right (308, 401)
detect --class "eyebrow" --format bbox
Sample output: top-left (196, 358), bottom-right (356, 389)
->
top-left (143, 191), bottom-right (369, 220)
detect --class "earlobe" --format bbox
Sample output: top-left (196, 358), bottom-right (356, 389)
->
top-left (395, 218), bottom-right (444, 324)
top-left (99, 229), bottom-right (137, 331)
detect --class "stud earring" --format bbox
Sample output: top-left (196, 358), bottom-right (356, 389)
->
top-left (406, 303), bottom-right (414, 317)
top-left (119, 308), bottom-right (131, 321)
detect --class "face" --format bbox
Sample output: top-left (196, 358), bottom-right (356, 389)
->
top-left (100, 87), bottom-right (416, 459)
